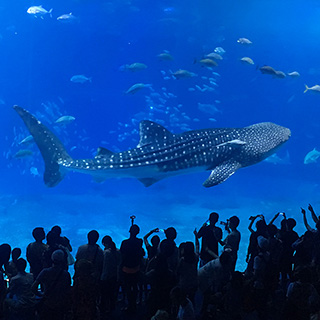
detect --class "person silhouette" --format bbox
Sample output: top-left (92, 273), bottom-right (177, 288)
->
top-left (27, 227), bottom-right (48, 280)
top-left (5, 258), bottom-right (37, 319)
top-left (197, 212), bottom-right (223, 266)
top-left (32, 249), bottom-right (72, 320)
top-left (120, 224), bottom-right (145, 313)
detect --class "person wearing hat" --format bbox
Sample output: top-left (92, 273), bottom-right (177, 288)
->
top-left (32, 249), bottom-right (71, 320)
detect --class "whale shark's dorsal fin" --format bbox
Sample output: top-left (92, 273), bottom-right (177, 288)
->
top-left (95, 147), bottom-right (115, 158)
top-left (137, 120), bottom-right (174, 147)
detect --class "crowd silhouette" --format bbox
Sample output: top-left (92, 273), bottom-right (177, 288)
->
top-left (0, 205), bottom-right (320, 320)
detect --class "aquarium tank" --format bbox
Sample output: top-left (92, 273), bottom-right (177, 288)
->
top-left (1, 0), bottom-right (320, 272)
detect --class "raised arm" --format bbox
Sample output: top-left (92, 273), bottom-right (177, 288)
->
top-left (301, 207), bottom-right (313, 232)
top-left (197, 222), bottom-right (208, 238)
top-left (269, 212), bottom-right (280, 225)
top-left (308, 204), bottom-right (319, 224)
top-left (219, 222), bottom-right (230, 246)
top-left (248, 216), bottom-right (258, 233)
top-left (143, 228), bottom-right (159, 248)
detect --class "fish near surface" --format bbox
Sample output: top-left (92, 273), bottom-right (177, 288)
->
top-left (304, 85), bottom-right (320, 94)
top-left (27, 6), bottom-right (52, 18)
top-left (13, 106), bottom-right (291, 188)
top-left (57, 13), bottom-right (77, 22)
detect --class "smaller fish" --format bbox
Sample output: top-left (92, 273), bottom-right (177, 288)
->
top-left (119, 63), bottom-right (147, 72)
top-left (287, 71), bottom-right (300, 78)
top-left (304, 85), bottom-right (320, 94)
top-left (205, 52), bottom-right (223, 60)
top-left (259, 66), bottom-right (286, 79)
top-left (237, 37), bottom-right (252, 45)
top-left (274, 70), bottom-right (286, 78)
top-left (240, 57), bottom-right (254, 65)
top-left (57, 12), bottom-right (76, 22)
top-left (260, 65), bottom-right (277, 75)
top-left (19, 135), bottom-right (34, 145)
top-left (70, 75), bottom-right (91, 83)
top-left (157, 51), bottom-right (174, 61)
top-left (125, 83), bottom-right (152, 94)
top-left (197, 58), bottom-right (218, 68)
top-left (304, 148), bottom-right (320, 164)
top-left (172, 69), bottom-right (197, 79)
top-left (214, 47), bottom-right (226, 55)
top-left (12, 149), bottom-right (33, 159)
top-left (27, 6), bottom-right (53, 19)
top-left (55, 115), bottom-right (75, 125)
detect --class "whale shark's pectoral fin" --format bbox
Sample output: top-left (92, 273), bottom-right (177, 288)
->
top-left (138, 177), bottom-right (161, 187)
top-left (203, 161), bottom-right (241, 187)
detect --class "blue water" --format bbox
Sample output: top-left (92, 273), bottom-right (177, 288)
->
top-left (1, 0), bottom-right (320, 270)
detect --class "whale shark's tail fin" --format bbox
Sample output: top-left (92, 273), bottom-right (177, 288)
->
top-left (13, 105), bottom-right (72, 187)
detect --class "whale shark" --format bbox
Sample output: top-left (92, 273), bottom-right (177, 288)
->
top-left (13, 105), bottom-right (291, 188)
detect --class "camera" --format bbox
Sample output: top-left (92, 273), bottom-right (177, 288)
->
top-left (130, 215), bottom-right (136, 225)
top-left (220, 219), bottom-right (229, 226)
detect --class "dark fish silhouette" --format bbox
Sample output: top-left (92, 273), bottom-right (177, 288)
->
top-left (259, 65), bottom-right (286, 78)
top-left (14, 106), bottom-right (291, 188)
